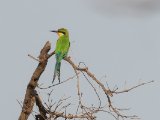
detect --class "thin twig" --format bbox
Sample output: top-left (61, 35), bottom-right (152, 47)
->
top-left (64, 56), bottom-right (113, 97)
top-left (28, 54), bottom-right (40, 62)
top-left (38, 72), bottom-right (80, 89)
top-left (81, 71), bottom-right (102, 108)
top-left (113, 80), bottom-right (154, 94)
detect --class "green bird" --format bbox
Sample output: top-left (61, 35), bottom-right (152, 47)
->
top-left (51, 28), bottom-right (70, 83)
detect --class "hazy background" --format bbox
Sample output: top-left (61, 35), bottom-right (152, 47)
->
top-left (0, 0), bottom-right (160, 119)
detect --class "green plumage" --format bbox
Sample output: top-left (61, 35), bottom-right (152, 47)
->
top-left (52, 28), bottom-right (70, 83)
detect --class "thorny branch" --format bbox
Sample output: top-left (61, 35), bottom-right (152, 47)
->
top-left (19, 41), bottom-right (154, 120)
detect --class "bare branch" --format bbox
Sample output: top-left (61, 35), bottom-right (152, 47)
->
top-left (34, 90), bottom-right (48, 120)
top-left (113, 80), bottom-right (154, 94)
top-left (19, 41), bottom-right (154, 120)
top-left (18, 41), bottom-right (51, 120)
top-left (47, 50), bottom-right (55, 58)
top-left (81, 72), bottom-right (102, 108)
top-left (51, 111), bottom-right (96, 119)
top-left (28, 54), bottom-right (40, 62)
top-left (64, 57), bottom-right (113, 97)
top-left (38, 72), bottom-right (80, 89)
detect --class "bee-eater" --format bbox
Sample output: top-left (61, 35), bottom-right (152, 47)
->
top-left (51, 28), bottom-right (70, 83)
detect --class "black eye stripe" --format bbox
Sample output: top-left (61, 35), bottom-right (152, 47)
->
top-left (61, 31), bottom-right (65, 34)
top-left (58, 30), bottom-right (66, 35)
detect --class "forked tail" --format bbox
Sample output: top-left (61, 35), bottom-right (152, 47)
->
top-left (52, 61), bottom-right (61, 83)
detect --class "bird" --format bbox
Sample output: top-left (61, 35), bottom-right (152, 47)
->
top-left (51, 28), bottom-right (70, 83)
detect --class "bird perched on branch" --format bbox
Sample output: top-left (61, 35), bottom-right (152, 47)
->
top-left (51, 28), bottom-right (70, 83)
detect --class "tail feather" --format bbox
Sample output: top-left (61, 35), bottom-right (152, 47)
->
top-left (52, 62), bottom-right (61, 83)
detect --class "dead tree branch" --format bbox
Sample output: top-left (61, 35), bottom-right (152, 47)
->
top-left (18, 41), bottom-right (154, 120)
top-left (112, 80), bottom-right (154, 94)
top-left (18, 41), bottom-right (53, 120)
top-left (34, 90), bottom-right (48, 120)
top-left (64, 57), bottom-right (113, 97)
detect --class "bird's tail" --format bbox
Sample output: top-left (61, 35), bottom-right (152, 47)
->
top-left (52, 61), bottom-right (61, 83)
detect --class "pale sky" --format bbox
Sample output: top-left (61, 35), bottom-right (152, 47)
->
top-left (0, 0), bottom-right (160, 120)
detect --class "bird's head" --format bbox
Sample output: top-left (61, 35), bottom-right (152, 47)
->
top-left (51, 28), bottom-right (69, 37)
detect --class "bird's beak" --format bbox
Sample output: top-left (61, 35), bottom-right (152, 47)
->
top-left (50, 30), bottom-right (58, 33)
